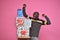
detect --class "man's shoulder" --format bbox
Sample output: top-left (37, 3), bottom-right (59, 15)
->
top-left (38, 19), bottom-right (44, 21)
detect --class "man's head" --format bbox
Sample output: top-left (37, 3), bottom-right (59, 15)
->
top-left (33, 12), bottom-right (39, 18)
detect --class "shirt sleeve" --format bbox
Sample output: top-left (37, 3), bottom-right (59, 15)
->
top-left (22, 7), bottom-right (33, 19)
top-left (40, 16), bottom-right (51, 25)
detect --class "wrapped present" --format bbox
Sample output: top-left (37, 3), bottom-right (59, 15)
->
top-left (17, 9), bottom-right (23, 17)
top-left (16, 16), bottom-right (32, 37)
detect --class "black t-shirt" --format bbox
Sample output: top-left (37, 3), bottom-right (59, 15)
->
top-left (29, 18), bottom-right (45, 37)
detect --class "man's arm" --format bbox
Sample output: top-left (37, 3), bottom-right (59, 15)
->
top-left (22, 6), bottom-right (28, 18)
top-left (44, 16), bottom-right (51, 25)
top-left (22, 4), bottom-right (33, 19)
top-left (41, 14), bottom-right (51, 25)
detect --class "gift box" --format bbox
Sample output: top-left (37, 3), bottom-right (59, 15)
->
top-left (17, 9), bottom-right (23, 17)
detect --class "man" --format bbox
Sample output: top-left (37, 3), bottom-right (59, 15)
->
top-left (22, 4), bottom-right (51, 40)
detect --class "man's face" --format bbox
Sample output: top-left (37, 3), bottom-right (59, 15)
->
top-left (33, 12), bottom-right (39, 18)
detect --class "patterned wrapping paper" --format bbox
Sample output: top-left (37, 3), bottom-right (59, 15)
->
top-left (17, 27), bottom-right (22, 37)
top-left (16, 17), bottom-right (23, 37)
top-left (16, 17), bottom-right (32, 37)
top-left (23, 18), bottom-right (32, 36)
top-left (23, 18), bottom-right (32, 29)
top-left (16, 17), bottom-right (23, 27)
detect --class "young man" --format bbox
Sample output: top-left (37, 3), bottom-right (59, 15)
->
top-left (22, 4), bottom-right (51, 40)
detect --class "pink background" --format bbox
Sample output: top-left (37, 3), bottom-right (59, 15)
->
top-left (0, 0), bottom-right (60, 40)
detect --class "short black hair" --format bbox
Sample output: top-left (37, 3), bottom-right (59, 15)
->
top-left (33, 12), bottom-right (39, 15)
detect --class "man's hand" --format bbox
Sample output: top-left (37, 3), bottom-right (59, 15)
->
top-left (23, 4), bottom-right (26, 8)
top-left (42, 14), bottom-right (47, 17)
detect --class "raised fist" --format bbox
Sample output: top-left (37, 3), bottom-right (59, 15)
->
top-left (42, 14), bottom-right (46, 17)
top-left (23, 4), bottom-right (26, 8)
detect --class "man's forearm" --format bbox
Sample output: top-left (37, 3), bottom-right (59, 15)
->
top-left (22, 7), bottom-right (28, 18)
top-left (45, 16), bottom-right (51, 25)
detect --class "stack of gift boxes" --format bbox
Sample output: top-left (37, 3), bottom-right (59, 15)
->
top-left (16, 9), bottom-right (31, 37)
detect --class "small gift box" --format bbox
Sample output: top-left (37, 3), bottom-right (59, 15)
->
top-left (17, 9), bottom-right (23, 17)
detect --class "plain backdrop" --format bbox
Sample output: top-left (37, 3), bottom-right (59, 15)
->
top-left (0, 0), bottom-right (60, 40)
